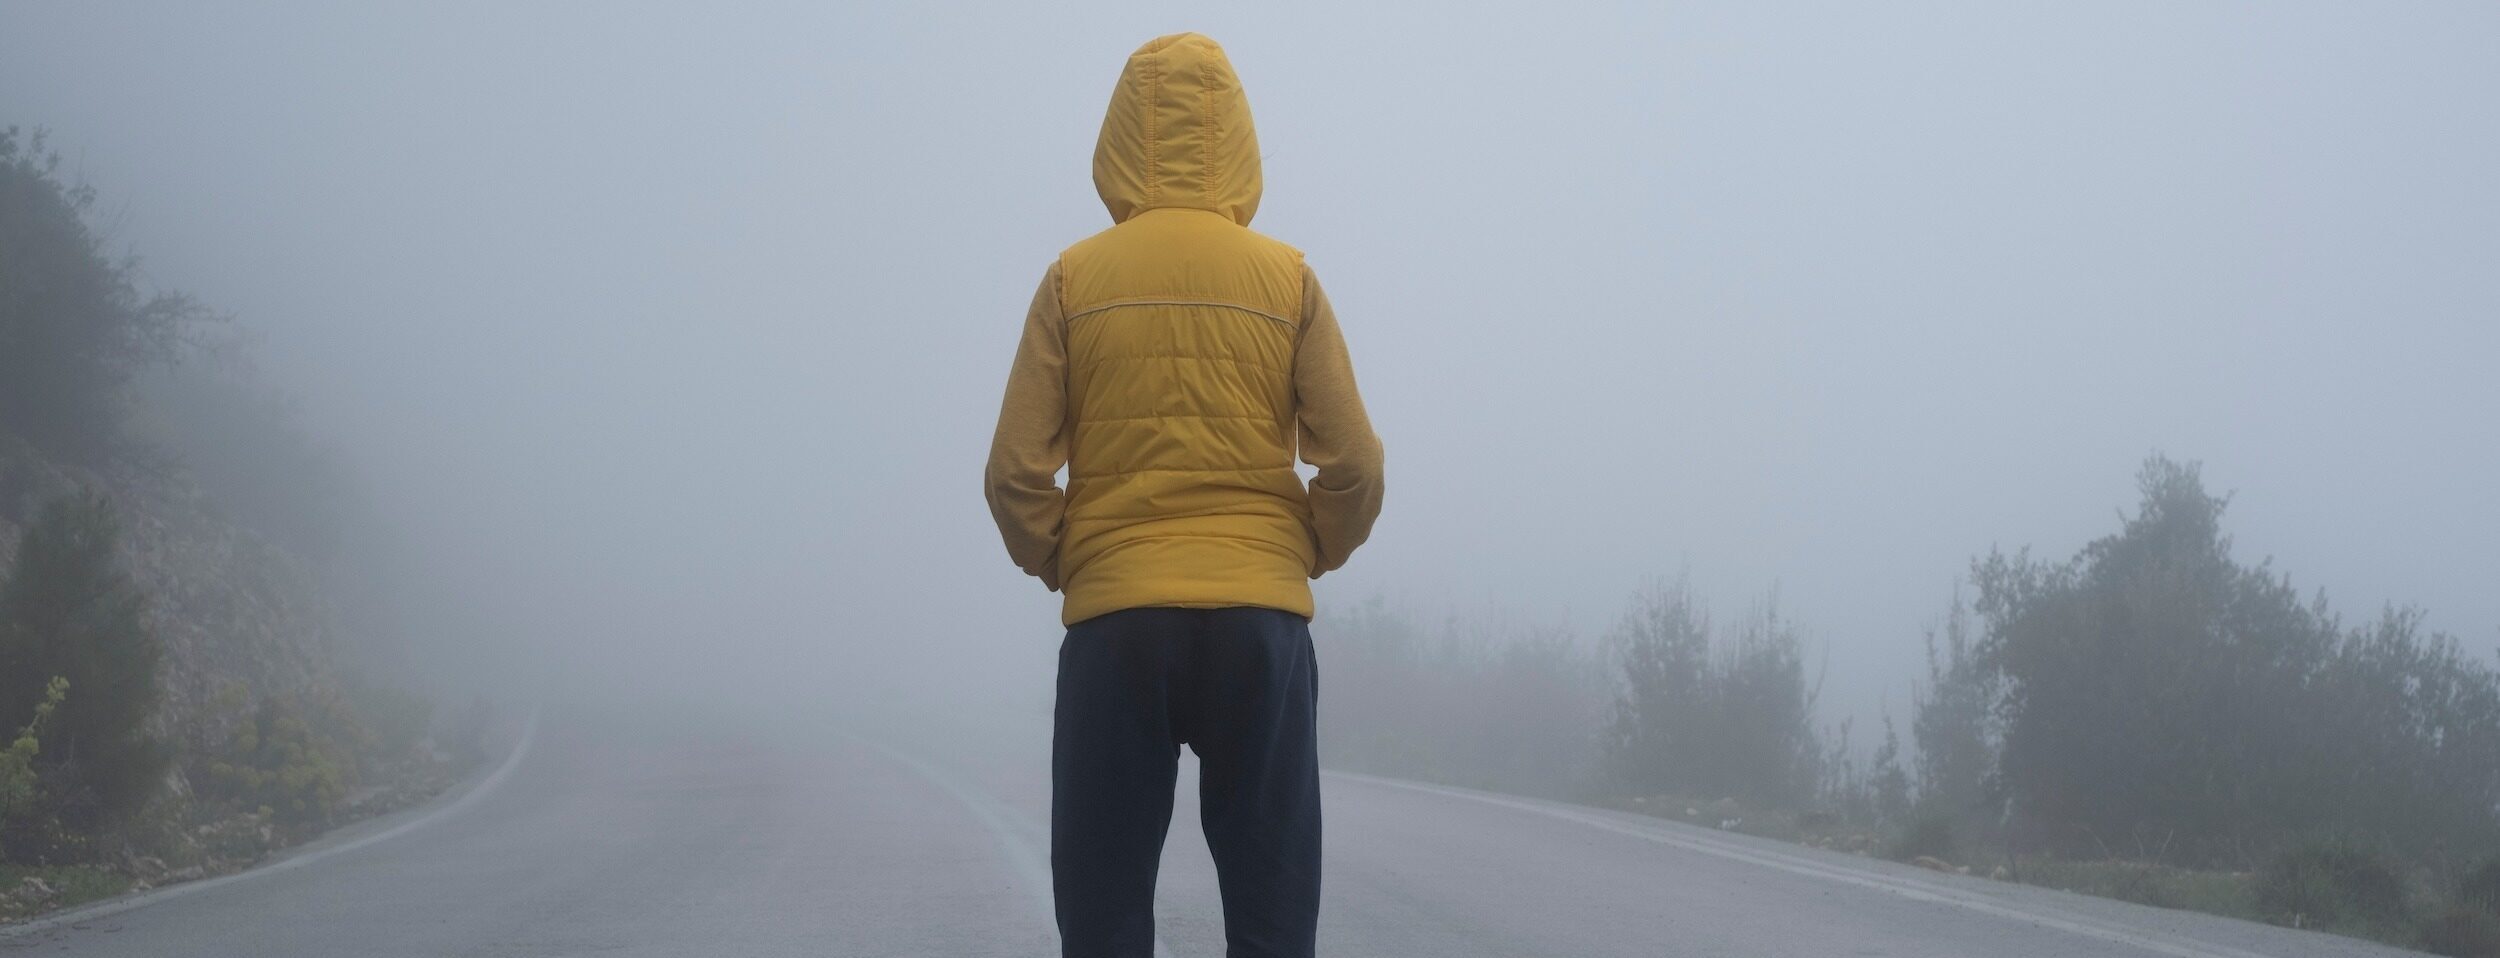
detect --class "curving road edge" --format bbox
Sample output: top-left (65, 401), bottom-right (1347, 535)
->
top-left (0, 707), bottom-right (543, 940)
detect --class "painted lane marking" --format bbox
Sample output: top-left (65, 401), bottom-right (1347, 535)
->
top-left (849, 735), bottom-right (1061, 950)
top-left (1, 709), bottom-right (542, 939)
top-left (851, 736), bottom-right (1180, 958)
top-left (1332, 772), bottom-right (2286, 958)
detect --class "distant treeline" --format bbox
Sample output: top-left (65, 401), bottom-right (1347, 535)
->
top-left (1319, 454), bottom-right (2500, 952)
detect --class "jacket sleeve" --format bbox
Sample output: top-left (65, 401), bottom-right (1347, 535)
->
top-left (984, 262), bottom-right (1070, 590)
top-left (1295, 264), bottom-right (1386, 577)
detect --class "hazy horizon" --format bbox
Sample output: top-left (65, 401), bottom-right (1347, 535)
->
top-left (5, 2), bottom-right (2494, 734)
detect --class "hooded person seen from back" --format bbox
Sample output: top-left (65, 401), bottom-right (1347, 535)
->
top-left (983, 33), bottom-right (1383, 958)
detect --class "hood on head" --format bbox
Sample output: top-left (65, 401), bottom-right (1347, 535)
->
top-left (1092, 33), bottom-right (1262, 226)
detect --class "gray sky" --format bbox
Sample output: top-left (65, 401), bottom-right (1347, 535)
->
top-left (4, 2), bottom-right (2495, 729)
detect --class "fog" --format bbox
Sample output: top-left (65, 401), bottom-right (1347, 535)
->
top-left (5, 0), bottom-right (2494, 737)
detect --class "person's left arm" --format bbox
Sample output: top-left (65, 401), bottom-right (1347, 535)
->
top-left (983, 262), bottom-right (1071, 590)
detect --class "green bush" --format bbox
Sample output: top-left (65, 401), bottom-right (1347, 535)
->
top-left (0, 678), bottom-right (63, 808)
top-left (0, 676), bottom-right (66, 861)
top-left (0, 492), bottom-right (166, 839)
top-left (195, 692), bottom-right (349, 828)
top-left (2256, 841), bottom-right (2412, 934)
top-left (0, 863), bottom-right (130, 917)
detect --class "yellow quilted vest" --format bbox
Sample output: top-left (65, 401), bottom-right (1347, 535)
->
top-left (1054, 33), bottom-right (1316, 624)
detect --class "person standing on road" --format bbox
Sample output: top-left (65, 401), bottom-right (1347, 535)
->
top-left (984, 32), bottom-right (1386, 958)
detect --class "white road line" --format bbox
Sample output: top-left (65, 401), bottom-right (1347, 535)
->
top-left (850, 735), bottom-right (1062, 949)
top-left (852, 736), bottom-right (1179, 958)
top-left (0, 708), bottom-right (543, 939)
top-left (1332, 772), bottom-right (2285, 958)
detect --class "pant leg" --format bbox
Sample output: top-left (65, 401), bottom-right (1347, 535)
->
top-left (1053, 608), bottom-right (1189, 957)
top-left (1187, 607), bottom-right (1322, 958)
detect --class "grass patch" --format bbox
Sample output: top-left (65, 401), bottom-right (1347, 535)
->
top-left (2255, 841), bottom-right (2415, 940)
top-left (1593, 792), bottom-right (1892, 858)
top-left (1598, 793), bottom-right (1816, 843)
top-left (2016, 857), bottom-right (2260, 918)
top-left (0, 863), bottom-right (132, 920)
top-left (1589, 790), bottom-right (2500, 954)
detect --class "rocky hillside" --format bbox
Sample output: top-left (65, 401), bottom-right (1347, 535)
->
top-left (3, 433), bottom-right (334, 776)
top-left (1, 127), bottom-right (456, 916)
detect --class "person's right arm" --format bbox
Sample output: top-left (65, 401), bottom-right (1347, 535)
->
top-left (1294, 264), bottom-right (1385, 576)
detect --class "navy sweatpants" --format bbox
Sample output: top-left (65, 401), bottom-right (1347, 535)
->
top-left (1051, 606), bottom-right (1322, 958)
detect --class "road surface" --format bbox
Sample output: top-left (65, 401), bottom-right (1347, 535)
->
top-left (0, 705), bottom-right (2428, 957)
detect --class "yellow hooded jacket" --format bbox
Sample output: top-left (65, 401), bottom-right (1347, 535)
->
top-left (986, 33), bottom-right (1385, 627)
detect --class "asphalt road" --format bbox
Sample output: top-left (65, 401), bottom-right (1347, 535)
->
top-left (0, 706), bottom-right (2431, 957)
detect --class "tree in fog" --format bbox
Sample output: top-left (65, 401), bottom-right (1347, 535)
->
top-left (1605, 578), bottom-right (1711, 795)
top-left (0, 128), bottom-right (213, 467)
top-left (1868, 714), bottom-right (1912, 826)
top-left (1978, 456), bottom-right (2336, 861)
top-left (1974, 455), bottom-right (2500, 865)
top-left (1607, 580), bottom-right (1821, 808)
top-left (1712, 597), bottom-right (1821, 807)
top-left (1912, 592), bottom-right (1999, 822)
top-left (2305, 607), bottom-right (2500, 864)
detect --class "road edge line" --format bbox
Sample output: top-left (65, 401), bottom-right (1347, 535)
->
top-left (0, 707), bottom-right (543, 938)
top-left (847, 737), bottom-right (1190, 958)
top-left (1332, 772), bottom-right (2288, 958)
top-left (844, 733), bottom-right (1066, 949)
